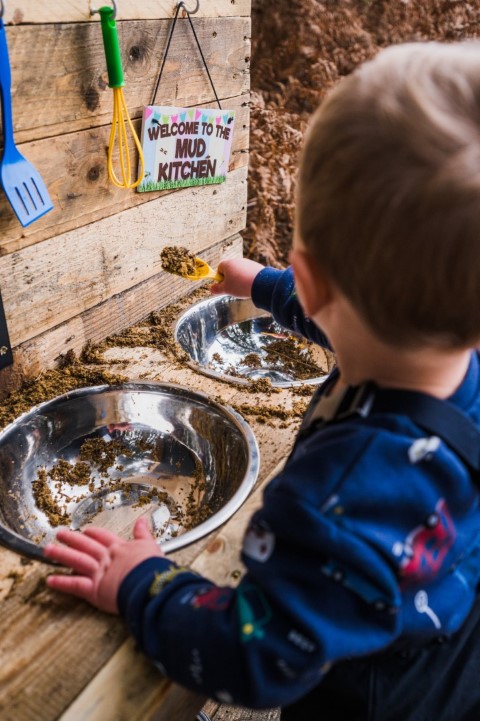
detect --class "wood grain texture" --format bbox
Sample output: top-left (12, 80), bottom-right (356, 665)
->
top-left (0, 165), bottom-right (247, 349)
top-left (3, 1), bottom-right (251, 24)
top-left (0, 8), bottom-right (250, 395)
top-left (203, 700), bottom-right (280, 721)
top-left (58, 639), bottom-right (208, 721)
top-left (0, 98), bottom-right (249, 254)
top-left (1, 18), bottom-right (250, 144)
top-left (58, 638), bottom-right (176, 721)
top-left (0, 233), bottom-right (243, 395)
top-left (0, 559), bottom-right (128, 721)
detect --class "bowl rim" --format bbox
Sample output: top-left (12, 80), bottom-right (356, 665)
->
top-left (174, 294), bottom-right (331, 388)
top-left (0, 380), bottom-right (260, 563)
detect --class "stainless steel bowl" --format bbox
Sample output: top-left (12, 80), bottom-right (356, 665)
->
top-left (175, 295), bottom-right (334, 387)
top-left (0, 382), bottom-right (259, 562)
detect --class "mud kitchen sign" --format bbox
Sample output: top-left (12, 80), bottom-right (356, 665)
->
top-left (138, 106), bottom-right (235, 192)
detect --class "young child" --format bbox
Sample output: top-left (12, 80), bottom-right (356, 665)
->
top-left (45, 41), bottom-right (480, 720)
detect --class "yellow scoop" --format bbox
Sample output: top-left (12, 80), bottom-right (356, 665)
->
top-left (185, 258), bottom-right (224, 282)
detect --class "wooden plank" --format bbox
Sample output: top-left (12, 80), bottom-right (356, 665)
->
top-left (0, 165), bottom-right (247, 349)
top-left (0, 233), bottom-right (243, 395)
top-left (203, 700), bottom-right (280, 721)
top-left (0, 97), bottom-right (250, 254)
top-left (4, 1), bottom-right (251, 24)
top-left (2, 18), bottom-right (250, 144)
top-left (149, 687), bottom-right (210, 721)
top-left (58, 638), bottom-right (207, 721)
top-left (0, 559), bottom-right (129, 721)
top-left (58, 638), bottom-right (176, 721)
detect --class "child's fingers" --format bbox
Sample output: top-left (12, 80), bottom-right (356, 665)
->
top-left (210, 280), bottom-right (224, 295)
top-left (82, 525), bottom-right (121, 548)
top-left (55, 528), bottom-right (109, 561)
top-left (44, 543), bottom-right (99, 576)
top-left (46, 573), bottom-right (94, 601)
top-left (133, 516), bottom-right (154, 540)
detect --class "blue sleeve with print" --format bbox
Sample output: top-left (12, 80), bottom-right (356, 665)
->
top-left (117, 430), bottom-right (404, 710)
top-left (251, 266), bottom-right (332, 348)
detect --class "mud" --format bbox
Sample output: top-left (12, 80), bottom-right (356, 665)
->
top-left (161, 246), bottom-right (197, 277)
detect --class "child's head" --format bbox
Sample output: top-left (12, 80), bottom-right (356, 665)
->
top-left (296, 41), bottom-right (480, 350)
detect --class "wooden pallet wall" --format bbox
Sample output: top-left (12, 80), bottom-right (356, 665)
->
top-left (0, 0), bottom-right (251, 393)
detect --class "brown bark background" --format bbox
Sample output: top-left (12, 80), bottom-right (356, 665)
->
top-left (244, 0), bottom-right (480, 267)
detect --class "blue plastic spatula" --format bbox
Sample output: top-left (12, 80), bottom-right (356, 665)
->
top-left (0, 17), bottom-right (53, 226)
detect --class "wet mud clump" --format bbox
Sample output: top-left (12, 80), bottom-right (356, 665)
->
top-left (264, 337), bottom-right (327, 380)
top-left (0, 352), bottom-right (127, 431)
top-left (161, 246), bottom-right (196, 277)
top-left (32, 437), bottom-right (139, 526)
top-left (32, 432), bottom-right (208, 535)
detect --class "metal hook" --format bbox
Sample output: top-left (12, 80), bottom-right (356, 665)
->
top-left (177, 0), bottom-right (200, 15)
top-left (0, 1), bottom-right (5, 20)
top-left (90, 0), bottom-right (117, 19)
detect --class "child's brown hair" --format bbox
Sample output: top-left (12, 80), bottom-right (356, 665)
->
top-left (297, 41), bottom-right (480, 349)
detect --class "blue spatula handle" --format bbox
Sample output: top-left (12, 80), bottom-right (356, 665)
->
top-left (0, 18), bottom-right (15, 155)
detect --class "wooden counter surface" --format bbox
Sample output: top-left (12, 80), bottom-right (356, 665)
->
top-left (0, 294), bottom-right (332, 721)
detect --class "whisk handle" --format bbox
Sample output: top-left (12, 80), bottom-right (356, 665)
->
top-left (99, 5), bottom-right (124, 88)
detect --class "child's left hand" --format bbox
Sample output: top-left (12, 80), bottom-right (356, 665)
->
top-left (44, 517), bottom-right (164, 614)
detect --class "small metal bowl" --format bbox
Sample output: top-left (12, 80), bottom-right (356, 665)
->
top-left (0, 382), bottom-right (259, 562)
top-left (175, 295), bottom-right (335, 387)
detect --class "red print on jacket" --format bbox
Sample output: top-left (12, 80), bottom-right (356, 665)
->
top-left (400, 499), bottom-right (456, 586)
top-left (190, 586), bottom-right (232, 611)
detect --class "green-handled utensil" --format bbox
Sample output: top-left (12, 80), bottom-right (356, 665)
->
top-left (94, 4), bottom-right (144, 189)
top-left (0, 16), bottom-right (53, 226)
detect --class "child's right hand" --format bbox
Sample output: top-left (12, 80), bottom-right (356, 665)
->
top-left (210, 258), bottom-right (265, 297)
top-left (44, 517), bottom-right (163, 615)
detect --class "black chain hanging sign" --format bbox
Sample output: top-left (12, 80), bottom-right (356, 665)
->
top-left (137, 0), bottom-right (235, 192)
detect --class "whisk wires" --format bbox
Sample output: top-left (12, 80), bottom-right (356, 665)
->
top-left (108, 87), bottom-right (145, 189)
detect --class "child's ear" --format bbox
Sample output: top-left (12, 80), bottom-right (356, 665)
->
top-left (289, 249), bottom-right (333, 317)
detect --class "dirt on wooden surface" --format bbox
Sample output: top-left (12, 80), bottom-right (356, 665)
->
top-left (203, 700), bottom-right (280, 720)
top-left (244, 0), bottom-right (480, 267)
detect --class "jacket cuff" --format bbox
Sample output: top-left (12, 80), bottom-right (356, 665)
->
top-left (251, 267), bottom-right (285, 312)
top-left (117, 556), bottom-right (174, 618)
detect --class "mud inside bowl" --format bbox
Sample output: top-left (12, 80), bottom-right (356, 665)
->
top-left (175, 296), bottom-right (335, 387)
top-left (0, 382), bottom-right (259, 562)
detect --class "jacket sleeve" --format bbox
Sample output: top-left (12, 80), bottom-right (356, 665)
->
top-left (117, 440), bottom-right (402, 709)
top-left (251, 266), bottom-right (332, 348)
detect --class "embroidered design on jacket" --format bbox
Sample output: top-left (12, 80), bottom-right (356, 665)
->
top-left (149, 566), bottom-right (191, 596)
top-left (399, 499), bottom-right (456, 586)
top-left (188, 585), bottom-right (232, 611)
top-left (414, 590), bottom-right (441, 629)
top-left (243, 520), bottom-right (275, 563)
top-left (408, 436), bottom-right (441, 464)
top-left (236, 584), bottom-right (273, 641)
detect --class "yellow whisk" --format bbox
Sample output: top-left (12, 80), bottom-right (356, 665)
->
top-left (95, 3), bottom-right (144, 189)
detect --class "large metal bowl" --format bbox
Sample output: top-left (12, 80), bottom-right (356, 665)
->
top-left (175, 295), bottom-right (334, 387)
top-left (0, 382), bottom-right (259, 563)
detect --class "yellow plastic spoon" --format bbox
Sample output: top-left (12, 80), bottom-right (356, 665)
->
top-left (185, 257), bottom-right (224, 282)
